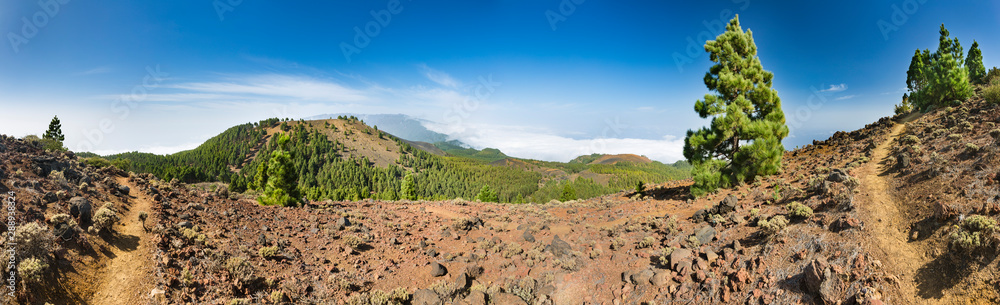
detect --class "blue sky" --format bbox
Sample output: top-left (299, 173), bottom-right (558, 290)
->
top-left (2, 1), bottom-right (998, 162)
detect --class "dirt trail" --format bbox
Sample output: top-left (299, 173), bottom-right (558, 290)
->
top-left (88, 177), bottom-right (156, 305)
top-left (858, 116), bottom-right (939, 304)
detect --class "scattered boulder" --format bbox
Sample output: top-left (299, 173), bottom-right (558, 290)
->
top-left (693, 196), bottom-right (738, 222)
top-left (454, 272), bottom-right (469, 289)
top-left (827, 169), bottom-right (850, 183)
top-left (669, 248), bottom-right (693, 270)
top-left (651, 270), bottom-right (673, 286)
top-left (492, 293), bottom-right (528, 305)
top-left (335, 217), bottom-right (350, 230)
top-left (464, 264), bottom-right (484, 279)
top-left (830, 216), bottom-right (861, 232)
top-left (896, 152), bottom-right (910, 169)
top-left (694, 225), bottom-right (716, 245)
top-left (547, 235), bottom-right (572, 258)
top-left (522, 230), bottom-right (535, 243)
top-left (43, 192), bottom-right (57, 203)
top-left (412, 289), bottom-right (443, 305)
top-left (630, 269), bottom-right (654, 286)
top-left (68, 197), bottom-right (92, 223)
top-left (464, 291), bottom-right (488, 305)
top-left (430, 262), bottom-right (448, 277)
top-left (177, 221), bottom-right (193, 229)
top-left (117, 184), bottom-right (130, 195)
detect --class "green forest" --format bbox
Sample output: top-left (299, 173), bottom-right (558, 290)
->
top-left (93, 117), bottom-right (690, 204)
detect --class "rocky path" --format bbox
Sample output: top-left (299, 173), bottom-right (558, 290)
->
top-left (858, 115), bottom-right (940, 304)
top-left (88, 177), bottom-right (156, 305)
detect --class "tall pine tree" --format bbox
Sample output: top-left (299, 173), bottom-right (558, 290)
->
top-left (683, 15), bottom-right (788, 197)
top-left (966, 40), bottom-right (985, 85)
top-left (907, 24), bottom-right (973, 110)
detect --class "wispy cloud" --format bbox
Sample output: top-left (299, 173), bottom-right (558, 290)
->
top-left (167, 74), bottom-right (370, 102)
top-left (76, 66), bottom-right (112, 76)
top-left (820, 83), bottom-right (847, 92)
top-left (419, 64), bottom-right (460, 88)
top-left (834, 94), bottom-right (857, 101)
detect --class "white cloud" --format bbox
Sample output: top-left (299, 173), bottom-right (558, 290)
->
top-left (422, 122), bottom-right (686, 163)
top-left (819, 83), bottom-right (847, 92)
top-left (90, 141), bottom-right (203, 156)
top-left (834, 94), bottom-right (856, 101)
top-left (419, 64), bottom-right (460, 88)
top-left (77, 66), bottom-right (112, 76)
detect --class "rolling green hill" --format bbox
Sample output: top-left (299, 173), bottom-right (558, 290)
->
top-left (93, 117), bottom-right (690, 203)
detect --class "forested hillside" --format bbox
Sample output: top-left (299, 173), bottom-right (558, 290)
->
top-left (95, 117), bottom-right (690, 203)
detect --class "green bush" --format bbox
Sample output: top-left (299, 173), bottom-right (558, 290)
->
top-left (476, 185), bottom-right (499, 203)
top-left (787, 202), bottom-right (814, 219)
top-left (90, 203), bottom-right (119, 234)
top-left (82, 157), bottom-right (113, 168)
top-left (984, 84), bottom-right (1000, 105)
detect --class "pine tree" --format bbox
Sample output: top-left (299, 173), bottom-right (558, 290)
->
top-left (42, 115), bottom-right (65, 151)
top-left (634, 180), bottom-right (645, 196)
top-left (401, 173), bottom-right (417, 200)
top-left (560, 184), bottom-right (577, 202)
top-left (966, 41), bottom-right (986, 85)
top-left (258, 134), bottom-right (300, 207)
top-left (476, 185), bottom-right (498, 202)
top-left (683, 15), bottom-right (788, 197)
top-left (908, 24), bottom-right (973, 111)
top-left (906, 50), bottom-right (929, 92)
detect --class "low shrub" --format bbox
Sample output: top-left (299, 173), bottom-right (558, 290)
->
top-left (343, 235), bottom-right (365, 249)
top-left (984, 84), bottom-right (1000, 105)
top-left (16, 222), bottom-right (58, 261)
top-left (758, 215), bottom-right (789, 236)
top-left (502, 242), bottom-right (523, 259)
top-left (686, 235), bottom-right (701, 248)
top-left (226, 256), bottom-right (255, 284)
top-left (182, 228), bottom-right (207, 245)
top-left (18, 257), bottom-right (48, 283)
top-left (949, 215), bottom-right (999, 254)
top-left (787, 202), bottom-right (814, 219)
top-left (90, 203), bottom-right (119, 234)
top-left (965, 143), bottom-right (980, 154)
top-left (258, 246), bottom-right (279, 259)
top-left (637, 236), bottom-right (656, 249)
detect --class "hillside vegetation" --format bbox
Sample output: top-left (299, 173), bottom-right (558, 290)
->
top-left (95, 117), bottom-right (689, 203)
